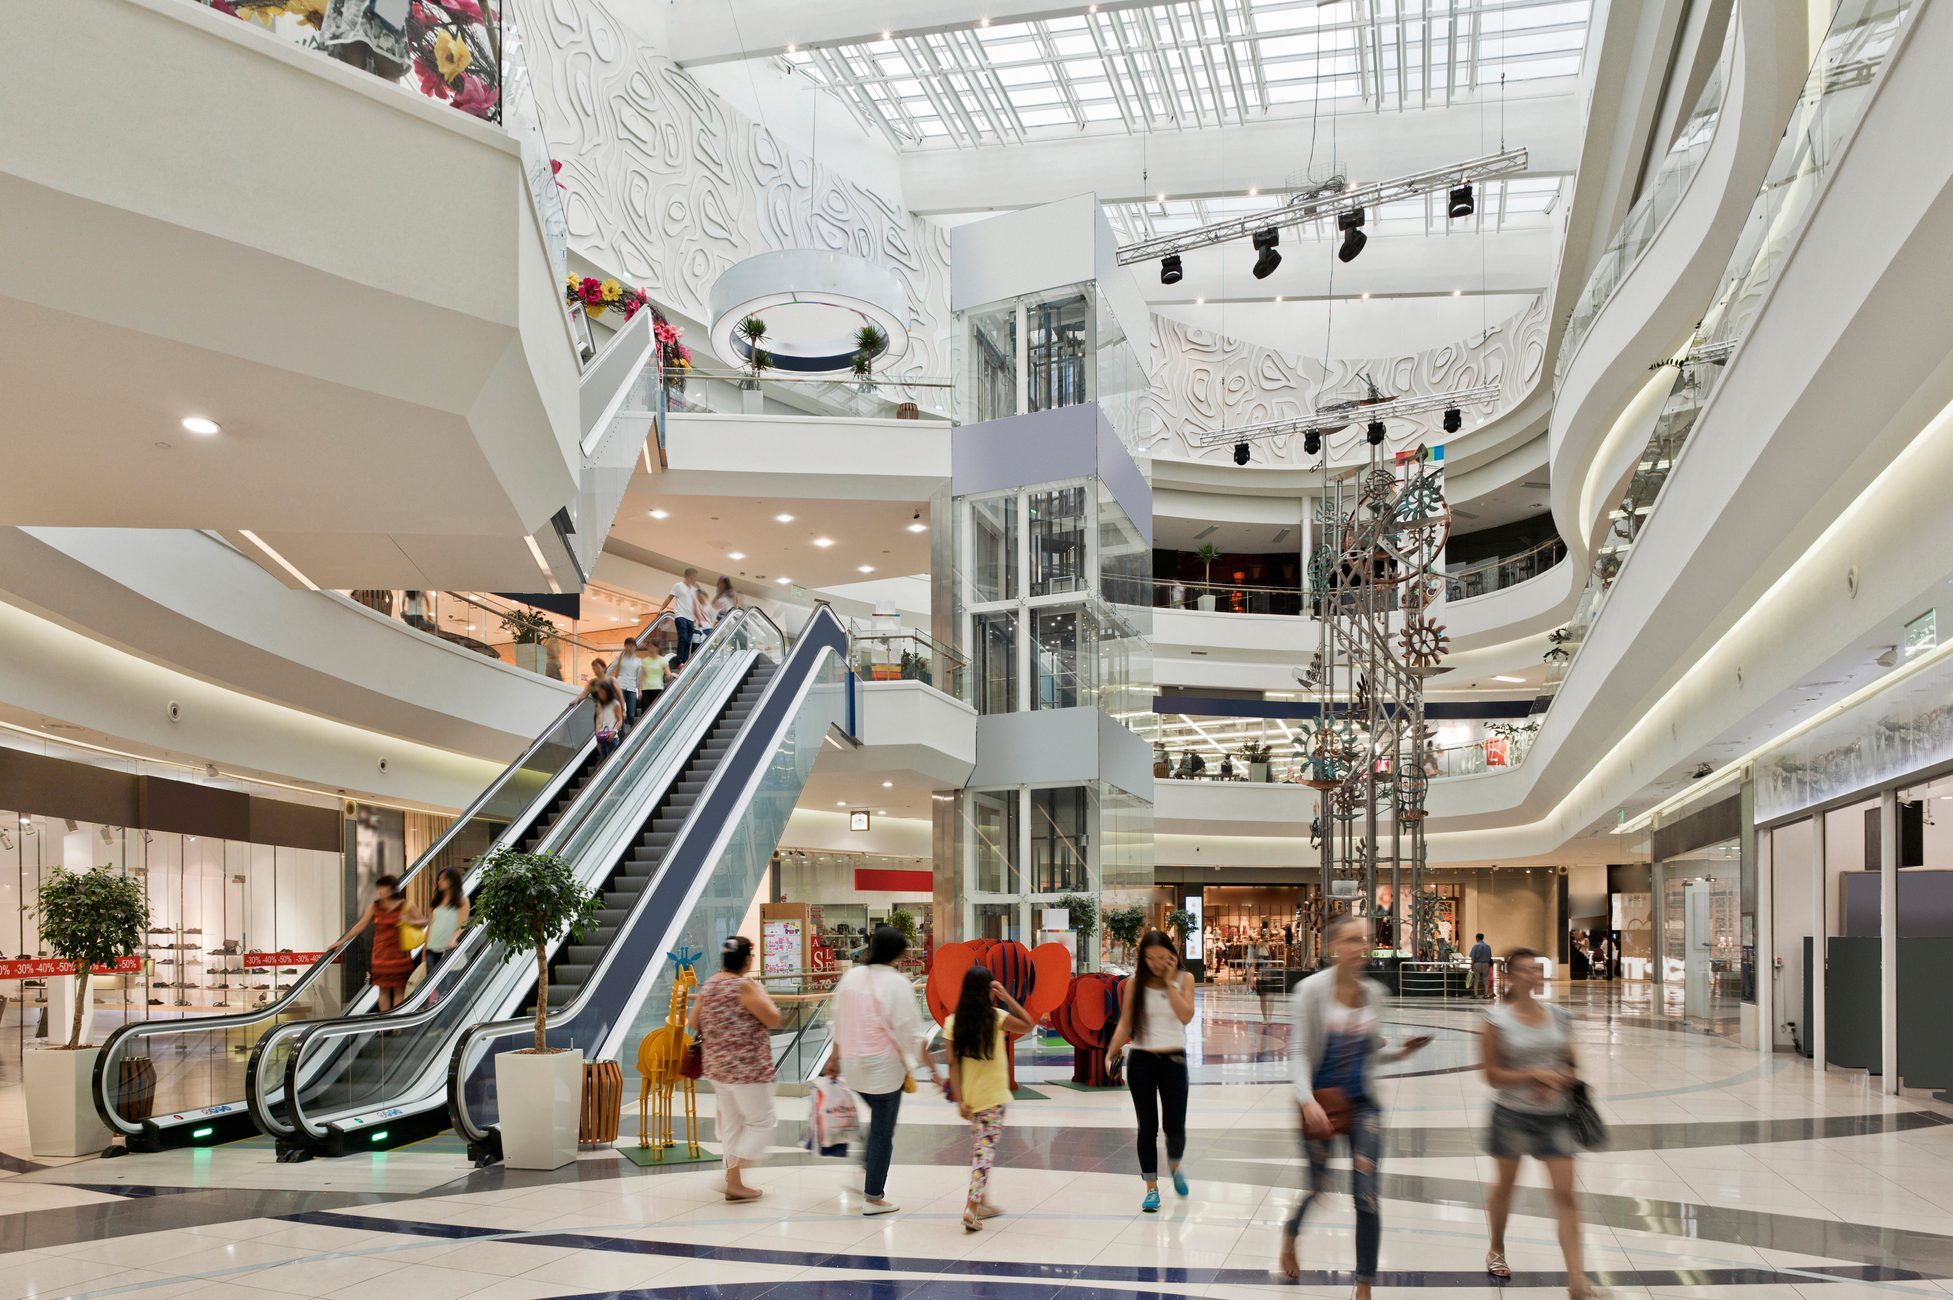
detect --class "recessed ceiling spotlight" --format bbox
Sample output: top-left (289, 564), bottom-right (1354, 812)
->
top-left (1493, 674), bottom-right (1525, 684)
top-left (813, 537), bottom-right (835, 548)
top-left (775, 513), bottom-right (795, 523)
top-left (648, 508), bottom-right (669, 519)
top-left (858, 564), bottom-right (876, 573)
top-left (882, 781), bottom-right (894, 788)
top-left (1156, 192), bottom-right (1166, 203)
top-left (1195, 297), bottom-right (1205, 305)
top-left (978, 15), bottom-right (989, 26)
top-left (836, 801), bottom-right (847, 807)
top-left (1274, 295), bottom-right (1285, 303)
top-left (728, 551), bottom-right (746, 560)
top-left (1452, 289), bottom-right (1463, 298)
top-left (776, 576), bottom-right (792, 585)
top-left (906, 513), bottom-right (926, 533)
top-left (1360, 292), bottom-right (1371, 301)
top-left (181, 416), bottom-right (220, 436)
top-left (786, 42), bottom-right (797, 52)
top-left (881, 29), bottom-right (891, 40)
top-left (1247, 186), bottom-right (1259, 197)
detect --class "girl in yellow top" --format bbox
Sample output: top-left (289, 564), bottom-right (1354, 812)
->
top-left (945, 965), bottom-right (1035, 1233)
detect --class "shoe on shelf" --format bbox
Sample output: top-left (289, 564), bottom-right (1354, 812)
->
top-left (1142, 1188), bottom-right (1161, 1213)
top-left (1171, 1168), bottom-right (1189, 1198)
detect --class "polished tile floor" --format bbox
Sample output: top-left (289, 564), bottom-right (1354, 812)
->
top-left (0, 984), bottom-right (1946, 1299)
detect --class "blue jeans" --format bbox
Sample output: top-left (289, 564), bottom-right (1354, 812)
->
top-left (858, 1087), bottom-right (903, 1200)
top-left (672, 617), bottom-right (695, 668)
top-left (1285, 1101), bottom-right (1381, 1282)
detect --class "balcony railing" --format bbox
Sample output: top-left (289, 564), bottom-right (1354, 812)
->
top-left (1536, 0), bottom-right (1919, 745)
top-left (849, 626), bottom-right (967, 700)
top-left (1442, 535), bottom-right (1568, 601)
top-left (342, 588), bottom-right (648, 686)
top-left (641, 368), bottom-right (955, 422)
top-left (1553, 24), bottom-right (1732, 391)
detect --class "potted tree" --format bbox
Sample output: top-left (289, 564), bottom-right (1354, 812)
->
top-left (1166, 906), bottom-right (1201, 955)
top-left (473, 846), bottom-right (603, 1169)
top-left (1103, 904), bottom-right (1146, 970)
top-left (28, 865), bottom-right (146, 1156)
top-left (1052, 893), bottom-right (1099, 969)
top-left (851, 324), bottom-right (888, 396)
top-left (1236, 739), bottom-right (1276, 783)
top-left (1195, 542), bottom-right (1221, 611)
top-left (737, 315), bottom-right (771, 413)
top-left (499, 608), bottom-right (555, 676)
top-left (884, 907), bottom-right (919, 950)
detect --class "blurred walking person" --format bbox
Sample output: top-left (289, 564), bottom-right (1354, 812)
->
top-left (945, 965), bottom-right (1034, 1232)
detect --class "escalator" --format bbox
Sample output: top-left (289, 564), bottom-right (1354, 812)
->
top-left (88, 614), bottom-right (671, 1153)
top-left (257, 605), bottom-right (845, 1157)
top-left (445, 604), bottom-right (848, 1164)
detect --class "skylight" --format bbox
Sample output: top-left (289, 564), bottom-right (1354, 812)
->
top-left (782, 0), bottom-right (1593, 152)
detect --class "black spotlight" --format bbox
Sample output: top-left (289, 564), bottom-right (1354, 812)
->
top-left (1303, 431), bottom-right (1323, 457)
top-left (1366, 419), bottom-right (1386, 446)
top-left (1448, 183), bottom-right (1475, 219)
top-left (1337, 207), bottom-right (1367, 263)
top-left (1160, 254), bottom-right (1184, 285)
top-left (1442, 406), bottom-right (1462, 433)
top-left (1233, 441), bottom-right (1251, 465)
top-left (1251, 228), bottom-right (1281, 280)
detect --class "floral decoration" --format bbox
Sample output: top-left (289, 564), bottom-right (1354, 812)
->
top-left (561, 275), bottom-right (694, 389)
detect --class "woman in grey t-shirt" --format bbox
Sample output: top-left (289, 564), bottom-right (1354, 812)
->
top-left (1479, 948), bottom-right (1593, 1298)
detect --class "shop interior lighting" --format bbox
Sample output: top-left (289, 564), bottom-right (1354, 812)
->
top-left (813, 537), bottom-right (835, 548)
top-left (1117, 150), bottom-right (1526, 267)
top-left (1193, 382), bottom-right (1500, 448)
top-left (648, 509), bottom-right (669, 519)
top-left (180, 416), bottom-right (220, 436)
top-left (774, 513), bottom-right (795, 523)
top-left (907, 513), bottom-right (927, 533)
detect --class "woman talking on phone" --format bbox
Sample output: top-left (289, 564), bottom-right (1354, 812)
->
top-left (1103, 929), bottom-right (1196, 1212)
top-left (1279, 912), bottom-right (1431, 1293)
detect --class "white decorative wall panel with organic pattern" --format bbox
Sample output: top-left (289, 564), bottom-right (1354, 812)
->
top-left (509, 0), bottom-right (952, 378)
top-left (1138, 294), bottom-right (1549, 467)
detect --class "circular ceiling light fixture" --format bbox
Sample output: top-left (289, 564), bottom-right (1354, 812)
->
top-left (181, 416), bottom-right (220, 436)
top-left (708, 250), bottom-right (911, 377)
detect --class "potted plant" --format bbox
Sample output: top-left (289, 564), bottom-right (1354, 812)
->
top-left (737, 316), bottom-right (771, 412)
top-left (885, 908), bottom-right (918, 950)
top-left (473, 847), bottom-right (603, 1169)
top-left (1195, 542), bottom-right (1221, 611)
top-left (1166, 906), bottom-right (1201, 954)
top-left (499, 608), bottom-right (555, 676)
top-left (1236, 739), bottom-right (1276, 782)
top-left (1052, 893), bottom-right (1099, 969)
top-left (851, 324), bottom-right (888, 395)
top-left (27, 865), bottom-right (146, 1156)
top-left (1103, 904), bottom-right (1146, 968)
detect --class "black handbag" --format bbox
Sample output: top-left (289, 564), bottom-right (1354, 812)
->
top-left (1564, 1079), bottom-right (1608, 1150)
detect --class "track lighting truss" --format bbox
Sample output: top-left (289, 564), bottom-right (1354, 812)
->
top-left (1191, 382), bottom-right (1502, 449)
top-left (1115, 148), bottom-right (1528, 266)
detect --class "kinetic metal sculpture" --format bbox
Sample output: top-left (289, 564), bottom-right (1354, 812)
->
top-left (1295, 443), bottom-right (1450, 959)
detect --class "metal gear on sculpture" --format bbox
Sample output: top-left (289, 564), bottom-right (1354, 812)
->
top-left (1398, 616), bottom-right (1450, 668)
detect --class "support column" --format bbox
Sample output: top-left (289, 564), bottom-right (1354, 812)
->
top-left (1755, 825), bottom-right (1773, 1059)
top-left (1879, 789), bottom-right (1899, 1093)
top-left (1811, 812), bottom-right (1827, 1071)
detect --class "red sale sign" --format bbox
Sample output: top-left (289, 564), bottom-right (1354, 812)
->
top-left (0, 956), bottom-right (141, 980)
top-left (243, 951), bottom-right (327, 969)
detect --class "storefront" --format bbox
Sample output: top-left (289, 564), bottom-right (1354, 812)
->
top-left (772, 848), bottom-right (936, 965)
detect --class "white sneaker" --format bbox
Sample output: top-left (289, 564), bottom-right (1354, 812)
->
top-left (862, 1200), bottom-right (900, 1217)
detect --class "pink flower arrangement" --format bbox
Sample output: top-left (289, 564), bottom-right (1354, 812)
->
top-left (451, 73), bottom-right (497, 118)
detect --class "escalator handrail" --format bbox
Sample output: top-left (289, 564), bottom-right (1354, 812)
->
top-left (91, 610), bottom-right (673, 1141)
top-left (269, 608), bottom-right (775, 1143)
top-left (444, 605), bottom-right (843, 1145)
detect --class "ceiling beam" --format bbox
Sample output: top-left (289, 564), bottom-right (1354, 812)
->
top-left (901, 88), bottom-right (1579, 213)
top-left (666, 0), bottom-right (1148, 67)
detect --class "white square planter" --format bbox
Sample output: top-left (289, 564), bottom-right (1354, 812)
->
top-left (495, 1049), bottom-right (583, 1170)
top-left (25, 1046), bottom-right (110, 1158)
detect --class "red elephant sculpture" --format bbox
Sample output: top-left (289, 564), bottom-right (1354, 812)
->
top-left (924, 939), bottom-right (1072, 1092)
top-left (1046, 971), bottom-right (1127, 1087)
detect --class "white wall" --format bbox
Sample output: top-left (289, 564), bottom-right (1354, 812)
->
top-left (1770, 819), bottom-right (1815, 1050)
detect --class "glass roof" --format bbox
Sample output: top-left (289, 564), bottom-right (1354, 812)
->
top-left (783, 0), bottom-right (1593, 152)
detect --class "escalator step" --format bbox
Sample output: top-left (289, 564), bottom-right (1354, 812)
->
top-left (555, 963), bottom-right (593, 985)
top-left (546, 985), bottom-right (576, 1007)
top-left (565, 945), bottom-right (605, 964)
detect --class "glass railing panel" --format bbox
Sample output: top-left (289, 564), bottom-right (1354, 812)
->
top-left (1441, 536), bottom-right (1568, 601)
top-left (1554, 27), bottom-right (1731, 389)
top-left (850, 629), bottom-right (967, 699)
top-left (271, 612), bottom-right (763, 1141)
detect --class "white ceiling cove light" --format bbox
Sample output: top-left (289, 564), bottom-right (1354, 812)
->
top-left (180, 416), bottom-right (220, 436)
top-left (1493, 674), bottom-right (1526, 684)
top-left (708, 250), bottom-right (911, 376)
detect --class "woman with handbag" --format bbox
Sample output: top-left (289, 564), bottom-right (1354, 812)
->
top-left (687, 936), bottom-right (782, 1201)
top-left (1278, 912), bottom-right (1430, 1291)
top-left (1480, 947), bottom-right (1595, 1298)
top-left (1103, 929), bottom-right (1196, 1212)
top-left (832, 925), bottom-right (943, 1216)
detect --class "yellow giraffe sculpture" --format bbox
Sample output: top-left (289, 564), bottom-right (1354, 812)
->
top-left (637, 955), bottom-right (700, 1158)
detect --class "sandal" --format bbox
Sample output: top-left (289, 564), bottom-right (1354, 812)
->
top-left (1486, 1250), bottom-right (1512, 1280)
top-left (962, 1208), bottom-right (983, 1233)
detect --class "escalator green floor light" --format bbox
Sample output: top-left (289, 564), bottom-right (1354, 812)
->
top-left (370, 1130), bottom-right (390, 1143)
top-left (191, 1127), bottom-right (214, 1140)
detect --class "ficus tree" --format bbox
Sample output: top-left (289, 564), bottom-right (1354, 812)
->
top-left (471, 847), bottom-right (603, 1052)
top-left (35, 866), bottom-right (148, 1049)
